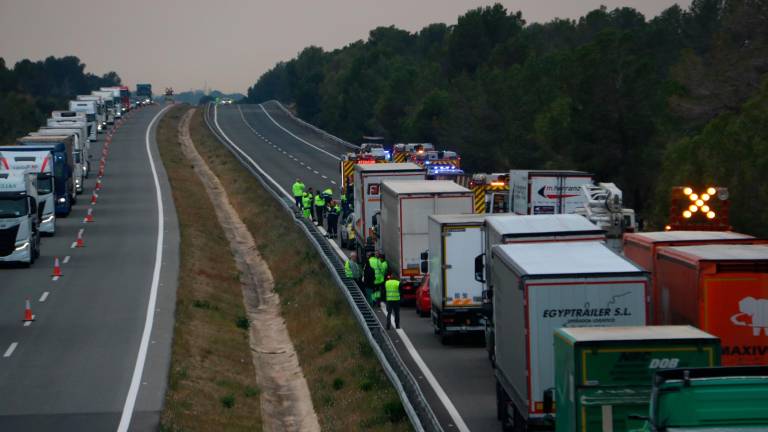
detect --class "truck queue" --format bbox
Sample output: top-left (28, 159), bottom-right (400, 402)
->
top-left (321, 140), bottom-right (768, 431)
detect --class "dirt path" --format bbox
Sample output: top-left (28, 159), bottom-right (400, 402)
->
top-left (177, 108), bottom-right (320, 432)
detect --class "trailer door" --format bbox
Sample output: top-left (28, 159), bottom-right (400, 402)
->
top-left (444, 226), bottom-right (483, 307)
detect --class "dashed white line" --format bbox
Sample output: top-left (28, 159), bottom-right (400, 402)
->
top-left (23, 316), bottom-right (35, 327)
top-left (3, 342), bottom-right (18, 358)
top-left (258, 104), bottom-right (341, 161)
top-left (70, 242), bottom-right (77, 249)
top-left (39, 292), bottom-right (49, 302)
top-left (63, 255), bottom-right (70, 264)
top-left (321, 175), bottom-right (327, 179)
top-left (52, 276), bottom-right (60, 282)
top-left (313, 170), bottom-right (319, 174)
top-left (299, 161), bottom-right (305, 166)
top-left (331, 180), bottom-right (337, 185)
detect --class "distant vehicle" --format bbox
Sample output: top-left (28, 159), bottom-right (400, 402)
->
top-left (13, 135), bottom-right (76, 216)
top-left (31, 129), bottom-right (84, 193)
top-left (0, 172), bottom-right (41, 266)
top-left (136, 83), bottom-right (152, 103)
top-left (76, 95), bottom-right (107, 131)
top-left (510, 170), bottom-right (593, 215)
top-left (636, 366), bottom-right (768, 431)
top-left (68, 100), bottom-right (98, 141)
top-left (220, 98), bottom-right (234, 105)
top-left (91, 90), bottom-right (117, 124)
top-left (0, 150), bottom-right (55, 235)
top-left (100, 87), bottom-right (123, 118)
top-left (491, 241), bottom-right (647, 430)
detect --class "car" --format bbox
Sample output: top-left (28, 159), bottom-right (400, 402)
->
top-left (415, 274), bottom-right (430, 318)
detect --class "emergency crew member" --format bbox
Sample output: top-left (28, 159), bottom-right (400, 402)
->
top-left (292, 178), bottom-right (305, 208)
top-left (363, 252), bottom-right (376, 305)
top-left (378, 252), bottom-right (388, 303)
top-left (385, 273), bottom-right (401, 330)
top-left (305, 187), bottom-right (316, 222)
top-left (314, 191), bottom-right (326, 227)
top-left (301, 190), bottom-right (313, 219)
top-left (344, 251), bottom-right (362, 286)
top-left (370, 252), bottom-right (385, 305)
top-left (326, 200), bottom-right (340, 238)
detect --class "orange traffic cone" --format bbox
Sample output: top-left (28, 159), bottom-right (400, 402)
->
top-left (23, 299), bottom-right (34, 322)
top-left (84, 208), bottom-right (94, 223)
top-left (90, 193), bottom-right (98, 205)
top-left (76, 230), bottom-right (85, 248)
top-left (52, 257), bottom-right (62, 277)
top-left (95, 179), bottom-right (102, 191)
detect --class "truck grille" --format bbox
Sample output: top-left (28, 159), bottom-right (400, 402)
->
top-left (0, 225), bottom-right (20, 256)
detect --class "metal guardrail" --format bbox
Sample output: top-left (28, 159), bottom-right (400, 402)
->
top-left (202, 103), bottom-right (442, 432)
top-left (266, 100), bottom-right (359, 150)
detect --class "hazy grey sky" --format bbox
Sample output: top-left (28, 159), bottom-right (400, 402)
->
top-left (0, 0), bottom-right (691, 94)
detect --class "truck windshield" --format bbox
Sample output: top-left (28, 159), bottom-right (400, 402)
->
top-left (0, 196), bottom-right (28, 218)
top-left (37, 175), bottom-right (53, 195)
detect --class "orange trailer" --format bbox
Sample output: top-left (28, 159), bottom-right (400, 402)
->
top-left (654, 244), bottom-right (768, 365)
top-left (623, 231), bottom-right (758, 324)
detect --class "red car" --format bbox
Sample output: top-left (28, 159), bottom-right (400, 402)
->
top-left (414, 274), bottom-right (431, 318)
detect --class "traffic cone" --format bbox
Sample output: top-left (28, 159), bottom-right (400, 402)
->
top-left (52, 257), bottom-right (62, 277)
top-left (95, 179), bottom-right (102, 191)
top-left (84, 208), bottom-right (94, 223)
top-left (90, 193), bottom-right (98, 205)
top-left (98, 168), bottom-right (104, 178)
top-left (76, 230), bottom-right (85, 248)
top-left (23, 299), bottom-right (34, 322)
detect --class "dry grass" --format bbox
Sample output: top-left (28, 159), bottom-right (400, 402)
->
top-left (158, 106), bottom-right (262, 431)
top-left (188, 108), bottom-right (411, 431)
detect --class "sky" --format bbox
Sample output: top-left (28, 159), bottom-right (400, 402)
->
top-left (0, 0), bottom-right (691, 94)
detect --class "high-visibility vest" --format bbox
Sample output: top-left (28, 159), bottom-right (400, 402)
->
top-left (345, 260), bottom-right (360, 279)
top-left (302, 194), bottom-right (313, 209)
top-left (322, 188), bottom-right (333, 199)
top-left (385, 279), bottom-right (400, 301)
top-left (329, 205), bottom-right (340, 216)
top-left (315, 194), bottom-right (325, 207)
top-left (369, 257), bottom-right (384, 284)
top-left (292, 181), bottom-right (305, 197)
top-left (379, 258), bottom-right (388, 278)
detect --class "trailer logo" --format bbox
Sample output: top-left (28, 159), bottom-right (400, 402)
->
top-left (542, 292), bottom-right (635, 324)
top-left (731, 296), bottom-right (768, 337)
top-left (537, 185), bottom-right (580, 200)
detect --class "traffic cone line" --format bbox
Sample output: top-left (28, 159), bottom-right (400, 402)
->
top-left (90, 192), bottom-right (98, 205)
top-left (23, 299), bottom-right (35, 323)
top-left (84, 208), bottom-right (94, 223)
top-left (95, 179), bottom-right (102, 191)
top-left (52, 257), bottom-right (62, 277)
top-left (76, 229), bottom-right (85, 248)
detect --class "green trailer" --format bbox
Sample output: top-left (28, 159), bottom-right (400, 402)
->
top-left (554, 326), bottom-right (720, 432)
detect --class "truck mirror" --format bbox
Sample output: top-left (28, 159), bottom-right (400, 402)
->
top-left (372, 214), bottom-right (378, 227)
top-left (28, 198), bottom-right (37, 215)
top-left (474, 254), bottom-right (485, 283)
top-left (420, 260), bottom-right (428, 274)
top-left (543, 388), bottom-right (554, 415)
top-left (420, 251), bottom-right (428, 261)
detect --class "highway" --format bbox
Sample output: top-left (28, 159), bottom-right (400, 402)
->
top-left (0, 104), bottom-right (179, 431)
top-left (212, 102), bottom-right (499, 431)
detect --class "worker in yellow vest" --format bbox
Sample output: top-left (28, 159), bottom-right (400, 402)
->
top-left (385, 273), bottom-right (401, 330)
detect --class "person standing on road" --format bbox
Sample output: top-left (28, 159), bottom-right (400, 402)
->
top-left (371, 251), bottom-right (385, 306)
top-left (326, 200), bottom-right (340, 239)
top-left (314, 191), bottom-right (326, 227)
top-left (378, 252), bottom-right (388, 304)
top-left (305, 187), bottom-right (316, 222)
top-left (363, 252), bottom-right (376, 305)
top-left (385, 273), bottom-right (401, 330)
top-left (301, 190), bottom-right (313, 220)
top-left (345, 251), bottom-right (362, 286)
top-left (292, 178), bottom-right (305, 208)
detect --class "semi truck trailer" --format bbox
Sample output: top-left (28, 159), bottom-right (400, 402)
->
top-left (0, 172), bottom-right (41, 265)
top-left (491, 241), bottom-right (648, 430)
top-left (13, 136), bottom-right (75, 216)
top-left (67, 100), bottom-right (98, 141)
top-left (510, 170), bottom-right (593, 215)
top-left (0, 150), bottom-right (55, 234)
top-left (76, 95), bottom-right (106, 131)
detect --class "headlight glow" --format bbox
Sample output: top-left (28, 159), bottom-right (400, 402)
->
top-left (14, 241), bottom-right (29, 251)
top-left (58, 197), bottom-right (66, 203)
top-left (42, 215), bottom-right (54, 223)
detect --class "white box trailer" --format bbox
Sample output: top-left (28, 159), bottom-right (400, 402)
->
top-left (492, 241), bottom-right (648, 430)
top-left (42, 121), bottom-right (91, 177)
top-left (33, 129), bottom-right (85, 194)
top-left (68, 100), bottom-right (98, 141)
top-left (76, 95), bottom-right (106, 131)
top-left (477, 214), bottom-right (606, 365)
top-left (428, 213), bottom-right (488, 338)
top-left (510, 170), bottom-right (593, 215)
top-left (353, 162), bottom-right (424, 255)
top-left (380, 180), bottom-right (473, 299)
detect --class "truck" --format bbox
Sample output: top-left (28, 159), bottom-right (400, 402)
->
top-left (0, 172), bottom-right (41, 266)
top-left (457, 172), bottom-right (510, 214)
top-left (39, 124), bottom-right (90, 177)
top-left (353, 163), bottom-right (424, 256)
top-left (0, 150), bottom-right (55, 235)
top-left (76, 95), bottom-right (106, 132)
top-left (44, 115), bottom-right (90, 170)
top-left (392, 142), bottom-right (433, 163)
top-left (427, 214), bottom-right (488, 339)
top-left (636, 366), bottom-right (768, 431)
top-left (68, 100), bottom-right (98, 141)
top-left (573, 182), bottom-right (637, 252)
top-left (13, 135), bottom-right (75, 216)
top-left (553, 326), bottom-right (720, 432)
top-left (623, 231), bottom-right (759, 325)
top-left (474, 214), bottom-right (607, 365)
top-left (31, 131), bottom-right (84, 194)
top-left (92, 90), bottom-right (117, 124)
top-left (491, 241), bottom-right (648, 430)
top-left (380, 180), bottom-right (474, 300)
top-left (136, 83), bottom-right (152, 103)
top-left (510, 170), bottom-right (593, 216)
top-left (654, 244), bottom-right (768, 366)
top-left (100, 87), bottom-right (124, 118)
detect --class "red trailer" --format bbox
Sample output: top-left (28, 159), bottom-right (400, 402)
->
top-left (654, 244), bottom-right (768, 365)
top-left (623, 231), bottom-right (758, 324)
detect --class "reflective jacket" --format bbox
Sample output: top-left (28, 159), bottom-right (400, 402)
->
top-left (385, 279), bottom-right (400, 301)
top-left (291, 181), bottom-right (305, 197)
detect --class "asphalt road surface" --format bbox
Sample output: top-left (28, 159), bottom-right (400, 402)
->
top-left (0, 104), bottom-right (179, 432)
top-left (212, 101), bottom-right (499, 432)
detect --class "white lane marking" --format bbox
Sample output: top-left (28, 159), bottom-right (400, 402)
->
top-left (63, 256), bottom-right (70, 264)
top-left (23, 316), bottom-right (34, 327)
top-left (313, 170), bottom-right (319, 174)
top-left (117, 104), bottom-right (174, 432)
top-left (39, 292), bottom-right (49, 302)
top-left (4, 342), bottom-right (18, 357)
top-left (52, 276), bottom-right (59, 282)
top-left (299, 161), bottom-right (305, 166)
top-left (321, 175), bottom-right (327, 179)
top-left (215, 104), bottom-right (292, 200)
top-left (257, 104), bottom-right (341, 161)
top-left (225, 104), bottom-right (470, 430)
top-left (70, 242), bottom-right (76, 249)
top-left (306, 166), bottom-right (312, 171)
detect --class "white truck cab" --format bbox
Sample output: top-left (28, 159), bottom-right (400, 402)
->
top-left (0, 172), bottom-right (41, 266)
top-left (68, 99), bottom-right (98, 141)
top-left (0, 151), bottom-right (55, 235)
top-left (91, 91), bottom-right (116, 124)
top-left (42, 119), bottom-right (91, 178)
top-left (76, 95), bottom-right (106, 132)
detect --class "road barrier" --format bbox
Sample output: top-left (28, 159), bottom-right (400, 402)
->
top-left (203, 103), bottom-right (442, 432)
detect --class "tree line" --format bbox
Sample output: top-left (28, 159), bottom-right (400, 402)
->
top-left (0, 55), bottom-right (121, 145)
top-left (245, 0), bottom-right (768, 235)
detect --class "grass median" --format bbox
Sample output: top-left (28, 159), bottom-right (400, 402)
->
top-left (157, 105), bottom-right (262, 431)
top-left (188, 107), bottom-right (410, 431)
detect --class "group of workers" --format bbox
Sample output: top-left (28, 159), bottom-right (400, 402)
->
top-left (292, 178), bottom-right (350, 238)
top-left (344, 250), bottom-right (400, 330)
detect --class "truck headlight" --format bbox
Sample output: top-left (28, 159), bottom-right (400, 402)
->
top-left (14, 241), bottom-right (29, 251)
top-left (98, 125), bottom-right (103, 131)
top-left (42, 215), bottom-right (54, 223)
top-left (58, 197), bottom-right (67, 203)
